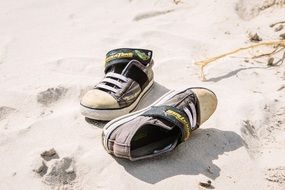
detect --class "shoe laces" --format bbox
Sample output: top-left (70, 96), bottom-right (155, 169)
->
top-left (95, 72), bottom-right (128, 93)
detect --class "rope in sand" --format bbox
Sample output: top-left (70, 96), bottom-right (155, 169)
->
top-left (195, 40), bottom-right (285, 81)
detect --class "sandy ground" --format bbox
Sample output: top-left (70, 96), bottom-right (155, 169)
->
top-left (0, 0), bottom-right (285, 189)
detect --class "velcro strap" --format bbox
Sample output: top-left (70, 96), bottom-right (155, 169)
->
top-left (142, 106), bottom-right (191, 141)
top-left (125, 63), bottom-right (148, 89)
top-left (105, 48), bottom-right (152, 72)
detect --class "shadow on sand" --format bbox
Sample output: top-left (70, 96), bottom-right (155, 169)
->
top-left (85, 82), bottom-right (169, 128)
top-left (135, 81), bottom-right (170, 110)
top-left (115, 128), bottom-right (244, 184)
top-left (206, 66), bottom-right (269, 83)
top-left (84, 83), bottom-right (243, 184)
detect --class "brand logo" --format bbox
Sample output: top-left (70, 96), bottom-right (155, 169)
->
top-left (135, 50), bottom-right (150, 61)
top-left (166, 110), bottom-right (190, 140)
top-left (105, 52), bottom-right (133, 63)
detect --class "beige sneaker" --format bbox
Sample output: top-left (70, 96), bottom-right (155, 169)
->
top-left (80, 48), bottom-right (154, 121)
top-left (102, 87), bottom-right (217, 160)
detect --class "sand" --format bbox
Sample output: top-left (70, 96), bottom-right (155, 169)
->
top-left (0, 0), bottom-right (285, 189)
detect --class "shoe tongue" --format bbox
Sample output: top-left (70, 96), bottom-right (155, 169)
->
top-left (104, 48), bottom-right (152, 73)
top-left (143, 116), bottom-right (176, 130)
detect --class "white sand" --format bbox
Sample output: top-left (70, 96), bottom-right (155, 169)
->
top-left (0, 0), bottom-right (285, 189)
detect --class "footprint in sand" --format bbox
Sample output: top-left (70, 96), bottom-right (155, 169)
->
top-left (0, 106), bottom-right (17, 121)
top-left (240, 119), bottom-right (261, 158)
top-left (241, 104), bottom-right (285, 158)
top-left (37, 87), bottom-right (68, 106)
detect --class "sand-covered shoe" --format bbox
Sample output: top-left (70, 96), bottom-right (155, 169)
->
top-left (102, 87), bottom-right (217, 160)
top-left (80, 48), bottom-right (154, 121)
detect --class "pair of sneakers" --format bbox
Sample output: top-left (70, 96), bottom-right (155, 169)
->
top-left (80, 48), bottom-right (217, 161)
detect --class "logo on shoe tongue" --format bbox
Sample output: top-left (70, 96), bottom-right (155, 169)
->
top-left (105, 52), bottom-right (134, 63)
top-left (165, 110), bottom-right (190, 141)
top-left (105, 50), bottom-right (151, 64)
top-left (135, 50), bottom-right (151, 61)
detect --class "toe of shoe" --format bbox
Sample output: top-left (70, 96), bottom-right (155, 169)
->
top-left (80, 89), bottom-right (119, 109)
top-left (191, 88), bottom-right (217, 125)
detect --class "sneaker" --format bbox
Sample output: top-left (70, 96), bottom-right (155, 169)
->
top-left (102, 87), bottom-right (217, 161)
top-left (80, 48), bottom-right (154, 121)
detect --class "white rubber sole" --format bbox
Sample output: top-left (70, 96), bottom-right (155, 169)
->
top-left (80, 79), bottom-right (154, 121)
top-left (102, 87), bottom-right (203, 152)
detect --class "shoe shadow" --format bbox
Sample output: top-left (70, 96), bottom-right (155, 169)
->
top-left (85, 82), bottom-right (169, 128)
top-left (115, 128), bottom-right (244, 184)
top-left (85, 118), bottom-right (108, 128)
top-left (134, 82), bottom-right (170, 111)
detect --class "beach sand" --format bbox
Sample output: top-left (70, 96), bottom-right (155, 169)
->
top-left (0, 0), bottom-right (285, 189)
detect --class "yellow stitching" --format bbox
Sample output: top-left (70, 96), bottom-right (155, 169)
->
top-left (105, 52), bottom-right (133, 63)
top-left (166, 110), bottom-right (190, 141)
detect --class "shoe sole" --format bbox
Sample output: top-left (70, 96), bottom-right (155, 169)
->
top-left (80, 79), bottom-right (154, 121)
top-left (102, 87), bottom-right (213, 153)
